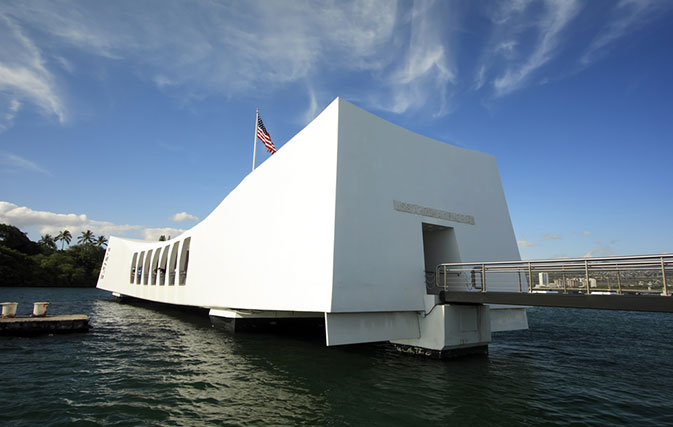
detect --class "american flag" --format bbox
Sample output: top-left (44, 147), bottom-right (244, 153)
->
top-left (257, 115), bottom-right (276, 154)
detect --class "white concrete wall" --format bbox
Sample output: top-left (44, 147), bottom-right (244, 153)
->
top-left (98, 99), bottom-right (341, 312)
top-left (98, 98), bottom-right (521, 319)
top-left (331, 99), bottom-right (520, 313)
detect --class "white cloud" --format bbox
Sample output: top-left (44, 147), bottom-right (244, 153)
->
top-left (375, 1), bottom-right (456, 116)
top-left (581, 0), bottom-right (667, 65)
top-left (0, 201), bottom-right (141, 238)
top-left (0, 13), bottom-right (65, 130)
top-left (518, 240), bottom-right (534, 248)
top-left (2, 0), bottom-right (669, 130)
top-left (0, 0), bottom-right (407, 126)
top-left (473, 65), bottom-right (486, 90)
top-left (495, 40), bottom-right (518, 55)
top-left (142, 227), bottom-right (185, 241)
top-left (543, 234), bottom-right (561, 240)
top-left (301, 86), bottom-right (321, 124)
top-left (493, 0), bottom-right (581, 96)
top-left (0, 201), bottom-right (188, 242)
top-left (3, 1), bottom-right (396, 97)
top-left (172, 211), bottom-right (198, 222)
top-left (0, 151), bottom-right (50, 174)
top-left (583, 248), bottom-right (614, 258)
top-left (1, 99), bottom-right (21, 130)
top-left (583, 231), bottom-right (591, 236)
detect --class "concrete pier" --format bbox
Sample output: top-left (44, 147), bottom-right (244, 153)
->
top-left (0, 315), bottom-right (90, 336)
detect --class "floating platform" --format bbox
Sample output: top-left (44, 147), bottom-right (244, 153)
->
top-left (0, 315), bottom-right (90, 336)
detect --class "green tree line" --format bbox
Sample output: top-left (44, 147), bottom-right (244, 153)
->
top-left (0, 224), bottom-right (107, 287)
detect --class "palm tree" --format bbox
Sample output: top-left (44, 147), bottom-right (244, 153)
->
top-left (38, 234), bottom-right (57, 250)
top-left (55, 230), bottom-right (72, 250)
top-left (95, 235), bottom-right (108, 247)
top-left (78, 230), bottom-right (95, 245)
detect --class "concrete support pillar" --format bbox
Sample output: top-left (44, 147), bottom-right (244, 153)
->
top-left (391, 304), bottom-right (491, 358)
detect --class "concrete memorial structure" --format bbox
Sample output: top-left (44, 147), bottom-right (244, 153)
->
top-left (97, 98), bottom-right (527, 357)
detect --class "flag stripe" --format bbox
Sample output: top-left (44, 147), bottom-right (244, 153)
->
top-left (257, 115), bottom-right (277, 154)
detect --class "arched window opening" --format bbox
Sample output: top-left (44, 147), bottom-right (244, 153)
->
top-left (136, 251), bottom-right (145, 285)
top-left (143, 250), bottom-right (153, 285)
top-left (130, 253), bottom-right (138, 283)
top-left (159, 244), bottom-right (169, 285)
top-left (168, 242), bottom-right (180, 286)
top-left (151, 248), bottom-right (161, 285)
top-left (179, 237), bottom-right (191, 286)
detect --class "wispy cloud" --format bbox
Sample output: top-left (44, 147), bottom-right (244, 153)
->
top-left (493, 0), bottom-right (581, 96)
top-left (543, 234), bottom-right (561, 240)
top-left (0, 0), bottom-right (401, 126)
top-left (0, 13), bottom-right (65, 130)
top-left (518, 240), bottom-right (534, 248)
top-left (583, 247), bottom-right (615, 258)
top-left (4, 1), bottom-right (396, 95)
top-left (172, 211), bottom-right (198, 222)
top-left (1, 0), bottom-right (670, 130)
top-left (300, 86), bottom-right (321, 124)
top-left (581, 0), bottom-right (666, 65)
top-left (0, 151), bottom-right (50, 174)
top-left (379, 1), bottom-right (456, 116)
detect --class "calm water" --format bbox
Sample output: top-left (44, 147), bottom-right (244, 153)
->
top-left (1, 288), bottom-right (672, 426)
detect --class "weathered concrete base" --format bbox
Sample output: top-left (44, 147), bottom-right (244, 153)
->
top-left (391, 304), bottom-right (492, 357)
top-left (0, 315), bottom-right (90, 336)
top-left (392, 343), bottom-right (489, 359)
top-left (209, 308), bottom-right (324, 336)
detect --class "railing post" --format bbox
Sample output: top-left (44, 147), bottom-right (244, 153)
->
top-left (562, 265), bottom-right (567, 294)
top-left (528, 262), bottom-right (533, 293)
top-left (443, 265), bottom-right (447, 290)
top-left (585, 260), bottom-right (590, 294)
top-left (481, 264), bottom-right (486, 292)
top-left (662, 257), bottom-right (668, 296)
top-left (517, 270), bottom-right (522, 293)
top-left (616, 264), bottom-right (622, 295)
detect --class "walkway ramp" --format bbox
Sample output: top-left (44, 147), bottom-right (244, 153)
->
top-left (432, 254), bottom-right (672, 313)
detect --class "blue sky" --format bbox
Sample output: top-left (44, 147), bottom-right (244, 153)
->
top-left (1, 0), bottom-right (672, 259)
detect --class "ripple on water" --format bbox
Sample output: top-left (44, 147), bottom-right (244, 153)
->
top-left (1, 289), bottom-right (673, 426)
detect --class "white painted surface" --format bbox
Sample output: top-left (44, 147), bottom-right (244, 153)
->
top-left (97, 98), bottom-right (525, 347)
top-left (331, 100), bottom-right (520, 312)
top-left (98, 99), bottom-right (341, 312)
top-left (208, 308), bottom-right (322, 319)
top-left (392, 304), bottom-right (492, 351)
top-left (489, 307), bottom-right (528, 332)
top-left (325, 312), bottom-right (420, 346)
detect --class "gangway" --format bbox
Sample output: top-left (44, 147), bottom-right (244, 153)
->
top-left (432, 254), bottom-right (673, 313)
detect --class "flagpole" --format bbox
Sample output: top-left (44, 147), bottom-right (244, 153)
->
top-left (252, 108), bottom-right (259, 171)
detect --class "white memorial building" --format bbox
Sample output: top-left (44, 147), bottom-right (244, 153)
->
top-left (97, 98), bottom-right (527, 357)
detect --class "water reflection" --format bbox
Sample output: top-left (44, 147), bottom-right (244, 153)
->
top-left (1, 289), bottom-right (673, 425)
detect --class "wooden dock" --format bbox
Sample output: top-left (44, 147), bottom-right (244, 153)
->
top-left (0, 315), bottom-right (90, 336)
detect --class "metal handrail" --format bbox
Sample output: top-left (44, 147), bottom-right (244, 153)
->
top-left (434, 254), bottom-right (672, 296)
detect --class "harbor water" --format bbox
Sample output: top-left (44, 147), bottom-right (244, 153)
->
top-left (1, 287), bottom-right (672, 426)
